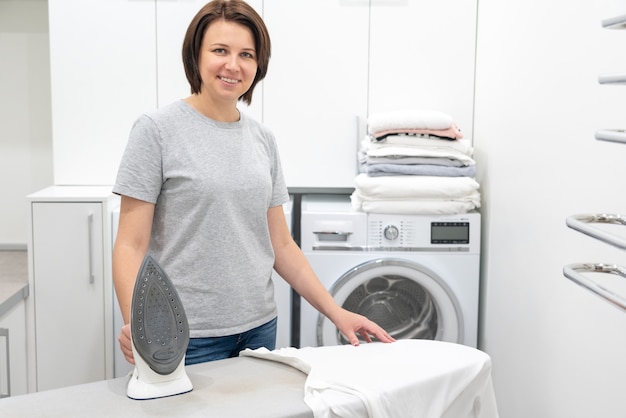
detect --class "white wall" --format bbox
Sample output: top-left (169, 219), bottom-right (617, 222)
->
top-left (0, 0), bottom-right (53, 248)
top-left (475, 0), bottom-right (626, 417)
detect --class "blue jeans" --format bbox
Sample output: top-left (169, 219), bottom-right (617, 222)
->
top-left (185, 317), bottom-right (277, 365)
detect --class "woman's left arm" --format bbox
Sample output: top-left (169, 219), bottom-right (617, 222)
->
top-left (267, 205), bottom-right (395, 345)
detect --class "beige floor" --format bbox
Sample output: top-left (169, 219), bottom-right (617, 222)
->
top-left (0, 250), bottom-right (28, 282)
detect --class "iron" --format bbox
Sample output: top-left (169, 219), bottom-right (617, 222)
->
top-left (126, 255), bottom-right (193, 399)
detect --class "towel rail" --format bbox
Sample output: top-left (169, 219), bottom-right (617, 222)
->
top-left (564, 14), bottom-right (626, 312)
top-left (602, 14), bottom-right (626, 29)
top-left (598, 73), bottom-right (626, 85)
top-left (563, 263), bottom-right (626, 312)
top-left (565, 214), bottom-right (626, 251)
top-left (595, 129), bottom-right (626, 144)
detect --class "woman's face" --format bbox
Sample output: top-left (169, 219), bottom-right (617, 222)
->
top-left (197, 19), bottom-right (258, 105)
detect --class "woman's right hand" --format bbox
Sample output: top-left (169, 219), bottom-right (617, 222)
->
top-left (118, 323), bottom-right (135, 365)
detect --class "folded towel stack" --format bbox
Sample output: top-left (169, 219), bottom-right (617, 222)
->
top-left (352, 109), bottom-right (481, 215)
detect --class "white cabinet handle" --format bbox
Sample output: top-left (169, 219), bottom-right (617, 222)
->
top-left (88, 213), bottom-right (95, 284)
top-left (563, 263), bottom-right (626, 312)
top-left (565, 214), bottom-right (626, 250)
top-left (0, 328), bottom-right (9, 398)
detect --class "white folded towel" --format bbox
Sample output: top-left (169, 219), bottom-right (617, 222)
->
top-left (351, 193), bottom-right (481, 215)
top-left (367, 136), bottom-right (474, 156)
top-left (365, 146), bottom-right (476, 166)
top-left (361, 137), bottom-right (475, 166)
top-left (365, 155), bottom-right (466, 167)
top-left (354, 173), bottom-right (480, 200)
top-left (368, 109), bottom-right (454, 134)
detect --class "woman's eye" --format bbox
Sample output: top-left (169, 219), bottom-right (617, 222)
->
top-left (241, 52), bottom-right (255, 59)
top-left (213, 48), bottom-right (226, 54)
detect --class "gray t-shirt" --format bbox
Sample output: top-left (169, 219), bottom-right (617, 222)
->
top-left (114, 100), bottom-right (289, 337)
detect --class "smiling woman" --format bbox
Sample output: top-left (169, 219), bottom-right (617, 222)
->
top-left (112, 0), bottom-right (394, 372)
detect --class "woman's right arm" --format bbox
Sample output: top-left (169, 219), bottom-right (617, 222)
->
top-left (112, 195), bottom-right (155, 363)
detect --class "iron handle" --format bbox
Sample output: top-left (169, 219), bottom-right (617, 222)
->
top-left (88, 213), bottom-right (95, 284)
top-left (0, 328), bottom-right (10, 398)
top-left (566, 214), bottom-right (626, 251)
top-left (563, 263), bottom-right (626, 312)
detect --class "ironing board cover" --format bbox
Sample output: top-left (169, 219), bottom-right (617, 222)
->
top-left (241, 339), bottom-right (499, 418)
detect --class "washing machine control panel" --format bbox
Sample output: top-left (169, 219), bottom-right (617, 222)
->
top-left (383, 225), bottom-right (400, 241)
top-left (367, 213), bottom-right (480, 252)
top-left (431, 222), bottom-right (470, 244)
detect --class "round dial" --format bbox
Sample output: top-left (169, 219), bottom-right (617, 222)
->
top-left (383, 225), bottom-right (399, 241)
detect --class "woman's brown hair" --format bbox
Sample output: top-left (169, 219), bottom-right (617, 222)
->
top-left (182, 0), bottom-right (271, 105)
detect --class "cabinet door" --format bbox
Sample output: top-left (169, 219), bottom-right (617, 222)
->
top-left (31, 202), bottom-right (105, 391)
top-left (156, 0), bottom-right (264, 120)
top-left (0, 300), bottom-right (28, 397)
top-left (48, 0), bottom-right (157, 185)
top-left (262, 0), bottom-right (369, 188)
top-left (369, 0), bottom-right (478, 140)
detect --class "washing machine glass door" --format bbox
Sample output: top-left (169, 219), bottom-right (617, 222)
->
top-left (317, 258), bottom-right (463, 346)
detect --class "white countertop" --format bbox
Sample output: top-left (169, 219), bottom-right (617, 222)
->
top-left (0, 250), bottom-right (29, 317)
top-left (0, 278), bottom-right (28, 318)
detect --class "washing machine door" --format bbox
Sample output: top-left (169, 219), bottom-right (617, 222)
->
top-left (317, 258), bottom-right (463, 345)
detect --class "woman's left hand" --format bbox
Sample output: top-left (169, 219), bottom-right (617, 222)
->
top-left (333, 309), bottom-right (396, 346)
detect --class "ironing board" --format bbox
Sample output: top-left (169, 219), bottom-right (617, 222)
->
top-left (0, 341), bottom-right (498, 418)
top-left (240, 340), bottom-right (499, 418)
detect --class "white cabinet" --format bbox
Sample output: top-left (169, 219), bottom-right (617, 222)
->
top-left (369, 0), bottom-right (478, 140)
top-left (262, 0), bottom-right (370, 188)
top-left (26, 186), bottom-right (119, 392)
top-left (48, 0), bottom-right (157, 185)
top-left (0, 298), bottom-right (28, 397)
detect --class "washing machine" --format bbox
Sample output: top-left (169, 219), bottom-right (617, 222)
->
top-left (272, 196), bottom-right (294, 348)
top-left (299, 194), bottom-right (480, 348)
